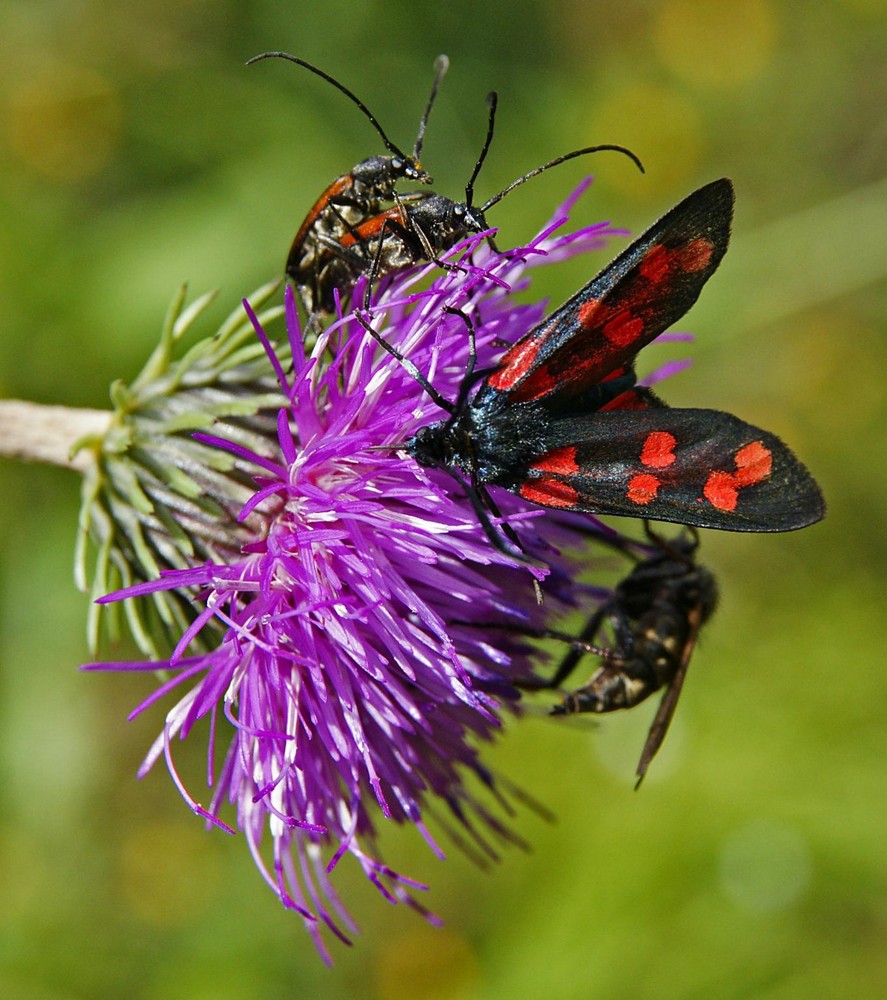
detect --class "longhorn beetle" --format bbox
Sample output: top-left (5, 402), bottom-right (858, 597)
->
top-left (247, 51), bottom-right (449, 312)
top-left (308, 92), bottom-right (644, 313)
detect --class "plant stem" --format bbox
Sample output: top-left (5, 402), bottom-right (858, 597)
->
top-left (0, 400), bottom-right (110, 472)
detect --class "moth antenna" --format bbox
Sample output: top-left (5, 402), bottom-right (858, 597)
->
top-left (480, 144), bottom-right (645, 212)
top-left (464, 92), bottom-right (499, 209)
top-left (246, 51), bottom-right (408, 159)
top-left (413, 55), bottom-right (449, 160)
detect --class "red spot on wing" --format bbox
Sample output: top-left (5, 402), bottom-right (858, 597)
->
top-left (578, 298), bottom-right (601, 327)
top-left (732, 441), bottom-right (772, 486)
top-left (627, 473), bottom-right (661, 505)
top-left (601, 384), bottom-right (656, 411)
top-left (531, 446), bottom-right (579, 476)
top-left (677, 238), bottom-right (714, 272)
top-left (639, 244), bottom-right (670, 283)
top-left (603, 392), bottom-right (641, 411)
top-left (703, 472), bottom-right (739, 511)
top-left (639, 431), bottom-right (677, 469)
top-left (637, 238), bottom-right (714, 286)
top-left (510, 364), bottom-right (557, 403)
top-left (512, 348), bottom-right (628, 404)
top-left (488, 332), bottom-right (544, 391)
top-left (602, 310), bottom-right (644, 346)
top-left (520, 476), bottom-right (579, 509)
top-left (702, 440), bottom-right (773, 512)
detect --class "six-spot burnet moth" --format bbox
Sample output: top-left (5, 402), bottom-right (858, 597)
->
top-left (247, 51), bottom-right (448, 313)
top-left (310, 92), bottom-right (643, 312)
top-left (367, 178), bottom-right (825, 548)
top-left (544, 525), bottom-right (718, 784)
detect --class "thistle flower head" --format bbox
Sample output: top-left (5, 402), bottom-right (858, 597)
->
top-left (85, 183), bottom-right (637, 962)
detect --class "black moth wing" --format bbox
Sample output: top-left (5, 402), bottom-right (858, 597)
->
top-left (480, 178), bottom-right (734, 410)
top-left (511, 407), bottom-right (825, 531)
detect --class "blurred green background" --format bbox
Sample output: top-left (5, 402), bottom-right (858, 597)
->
top-left (1, 1), bottom-right (885, 997)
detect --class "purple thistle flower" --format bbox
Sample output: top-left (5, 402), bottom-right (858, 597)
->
top-left (85, 184), bottom-right (637, 962)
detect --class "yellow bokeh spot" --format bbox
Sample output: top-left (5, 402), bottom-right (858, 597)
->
top-left (655, 0), bottom-right (778, 87)
top-left (589, 85), bottom-right (703, 197)
top-left (373, 925), bottom-right (481, 1000)
top-left (7, 63), bottom-right (122, 182)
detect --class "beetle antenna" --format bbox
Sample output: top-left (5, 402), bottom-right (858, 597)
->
top-left (413, 55), bottom-right (449, 159)
top-left (247, 51), bottom-right (408, 158)
top-left (464, 92), bottom-right (499, 209)
top-left (481, 144), bottom-right (645, 212)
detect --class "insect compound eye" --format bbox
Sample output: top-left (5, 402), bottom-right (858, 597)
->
top-left (390, 157), bottom-right (405, 172)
